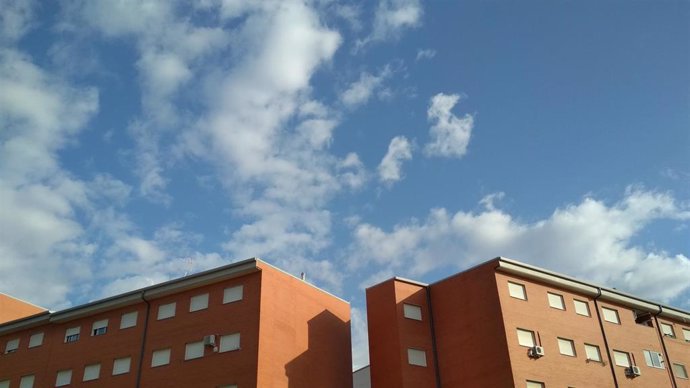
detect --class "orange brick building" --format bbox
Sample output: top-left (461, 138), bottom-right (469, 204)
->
top-left (0, 258), bottom-right (352, 388)
top-left (366, 257), bottom-right (690, 388)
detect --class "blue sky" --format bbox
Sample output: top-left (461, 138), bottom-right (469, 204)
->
top-left (1, 0), bottom-right (688, 368)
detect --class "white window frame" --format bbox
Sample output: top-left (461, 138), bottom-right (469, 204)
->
top-left (65, 326), bottom-right (80, 343)
top-left (157, 302), bottom-right (176, 320)
top-left (185, 341), bottom-right (204, 360)
top-left (683, 328), bottom-right (690, 342)
top-left (55, 369), bottom-right (72, 387)
top-left (643, 349), bottom-right (665, 369)
top-left (548, 292), bottom-right (565, 310)
top-left (508, 281), bottom-right (527, 300)
top-left (120, 311), bottom-right (138, 329)
top-left (19, 375), bottom-right (35, 388)
top-left (558, 337), bottom-right (576, 357)
top-left (403, 304), bottom-right (422, 321)
top-left (223, 285), bottom-right (244, 304)
top-left (220, 333), bottom-right (241, 353)
top-left (28, 332), bottom-right (44, 348)
top-left (517, 328), bottom-right (536, 347)
top-left (584, 343), bottom-right (602, 362)
top-left (189, 293), bottom-right (209, 312)
top-left (602, 307), bottom-right (620, 324)
top-left (407, 348), bottom-right (427, 367)
top-left (660, 323), bottom-right (675, 338)
top-left (152, 348), bottom-right (171, 367)
top-left (112, 357), bottom-right (131, 375)
top-left (82, 363), bottom-right (101, 381)
top-left (613, 350), bottom-right (631, 367)
top-left (4, 338), bottom-right (19, 354)
top-left (92, 319), bottom-right (108, 336)
top-left (673, 363), bottom-right (688, 379)
top-left (574, 299), bottom-right (590, 316)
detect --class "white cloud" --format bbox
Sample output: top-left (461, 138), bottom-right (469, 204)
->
top-left (351, 306), bottom-right (370, 369)
top-left (0, 0), bottom-right (34, 43)
top-left (340, 66), bottom-right (392, 108)
top-left (378, 136), bottom-right (413, 185)
top-left (356, 0), bottom-right (423, 50)
top-left (424, 93), bottom-right (474, 158)
top-left (416, 48), bottom-right (436, 61)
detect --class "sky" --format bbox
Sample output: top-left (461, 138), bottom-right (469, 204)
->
top-left (0, 0), bottom-right (689, 369)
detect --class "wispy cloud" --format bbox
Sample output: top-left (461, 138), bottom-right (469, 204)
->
top-left (424, 93), bottom-right (474, 158)
top-left (340, 65), bottom-right (392, 108)
top-left (378, 136), bottom-right (413, 185)
top-left (416, 48), bottom-right (436, 61)
top-left (356, 0), bottom-right (423, 50)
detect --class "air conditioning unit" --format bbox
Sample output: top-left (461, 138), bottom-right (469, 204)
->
top-left (625, 365), bottom-right (642, 377)
top-left (529, 346), bottom-right (545, 358)
top-left (203, 335), bottom-right (216, 347)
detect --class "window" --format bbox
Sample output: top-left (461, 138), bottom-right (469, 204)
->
top-left (64, 326), bottom-right (80, 343)
top-left (613, 350), bottom-right (631, 367)
top-left (403, 304), bottom-right (422, 320)
top-left (558, 338), bottom-right (576, 357)
top-left (407, 348), bottom-right (427, 367)
top-left (157, 302), bottom-right (176, 320)
top-left (92, 319), bottom-right (108, 336)
top-left (683, 328), bottom-right (690, 342)
top-left (219, 385), bottom-right (238, 388)
top-left (548, 292), bottom-right (565, 310)
top-left (190, 293), bottom-right (209, 312)
top-left (0, 381), bottom-right (8, 388)
top-left (526, 381), bottom-right (544, 388)
top-left (661, 323), bottom-right (675, 338)
top-left (584, 344), bottom-right (602, 362)
top-left (152, 348), bottom-right (171, 367)
top-left (83, 364), bottom-right (100, 381)
top-left (19, 375), bottom-right (34, 388)
top-left (112, 357), bottom-right (131, 375)
top-left (4, 338), bottom-right (19, 353)
top-left (508, 282), bottom-right (527, 300)
top-left (28, 332), bottom-right (44, 348)
top-left (574, 299), bottom-right (590, 316)
top-left (220, 333), bottom-right (241, 352)
top-left (223, 285), bottom-right (244, 304)
top-left (56, 369), bottom-right (72, 387)
top-left (185, 341), bottom-right (204, 360)
top-left (673, 363), bottom-right (688, 379)
top-left (120, 311), bottom-right (138, 329)
top-left (517, 329), bottom-right (536, 347)
top-left (602, 307), bottom-right (620, 324)
top-left (643, 350), bottom-right (665, 369)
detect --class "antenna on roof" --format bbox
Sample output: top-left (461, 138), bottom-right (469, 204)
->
top-left (300, 272), bottom-right (306, 281)
top-left (183, 257), bottom-right (194, 277)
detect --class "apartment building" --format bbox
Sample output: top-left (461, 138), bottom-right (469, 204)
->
top-left (0, 258), bottom-right (352, 388)
top-left (366, 257), bottom-right (690, 388)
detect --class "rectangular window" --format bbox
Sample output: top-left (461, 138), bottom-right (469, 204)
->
top-left (157, 302), bottom-right (176, 320)
top-left (526, 381), bottom-right (544, 388)
top-left (223, 285), bottom-right (244, 304)
top-left (613, 350), bottom-right (631, 367)
top-left (83, 364), bottom-right (101, 381)
top-left (56, 370), bottom-right (72, 387)
top-left (683, 328), bottom-right (690, 342)
top-left (643, 350), bottom-right (665, 369)
top-left (185, 341), bottom-right (204, 360)
top-left (0, 381), bottom-right (8, 388)
top-left (584, 344), bottom-right (602, 362)
top-left (558, 338), bottom-right (576, 357)
top-left (219, 385), bottom-right (238, 388)
top-left (407, 348), bottom-right (427, 367)
top-left (574, 299), bottom-right (590, 316)
top-left (28, 332), bottom-right (44, 348)
top-left (112, 357), bottom-right (131, 375)
top-left (152, 348), bottom-right (171, 367)
top-left (508, 282), bottom-right (527, 300)
top-left (65, 326), bottom-right (80, 343)
top-left (19, 375), bottom-right (34, 388)
top-left (4, 338), bottom-right (19, 353)
top-left (403, 304), bottom-right (422, 320)
top-left (189, 293), bottom-right (209, 312)
top-left (220, 333), bottom-right (241, 352)
top-left (661, 323), bottom-right (675, 338)
top-left (517, 329), bottom-right (536, 347)
top-left (92, 319), bottom-right (108, 336)
top-left (120, 311), bottom-right (138, 329)
top-left (673, 363), bottom-right (688, 379)
top-left (548, 292), bottom-right (565, 310)
top-left (602, 307), bottom-right (620, 324)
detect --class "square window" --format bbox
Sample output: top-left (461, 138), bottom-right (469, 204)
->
top-left (56, 369), bottom-right (72, 387)
top-left (189, 293), bottom-right (209, 312)
top-left (83, 364), bottom-right (101, 381)
top-left (673, 363), bottom-right (688, 379)
top-left (643, 350), bottom-right (665, 369)
top-left (517, 329), bottom-right (536, 347)
top-left (403, 304), bottom-right (422, 321)
top-left (574, 300), bottom-right (590, 316)
top-left (152, 348), bottom-right (171, 367)
top-left (28, 332), bottom-right (44, 348)
top-left (526, 381), bottom-right (544, 388)
top-left (185, 341), bottom-right (204, 360)
top-left (613, 350), bottom-right (631, 367)
top-left (602, 307), bottom-right (620, 324)
top-left (112, 357), bottom-right (131, 375)
top-left (407, 348), bottom-right (427, 367)
top-left (19, 375), bottom-right (34, 388)
top-left (157, 302), bottom-right (176, 320)
top-left (223, 285), bottom-right (244, 304)
top-left (558, 338), bottom-right (576, 357)
top-left (120, 311), bottom-right (138, 329)
top-left (220, 333), bottom-right (241, 353)
top-left (584, 344), bottom-right (602, 362)
top-left (548, 292), bottom-right (565, 310)
top-left (4, 338), bottom-right (19, 353)
top-left (683, 328), bottom-right (690, 342)
top-left (92, 319), bottom-right (108, 336)
top-left (65, 326), bottom-right (80, 343)
top-left (508, 282), bottom-right (527, 300)
top-left (0, 381), bottom-right (8, 388)
top-left (661, 323), bottom-right (675, 338)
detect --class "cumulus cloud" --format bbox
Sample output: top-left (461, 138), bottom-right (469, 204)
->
top-left (348, 188), bottom-right (690, 305)
top-left (340, 65), bottom-right (392, 108)
top-left (424, 93), bottom-right (474, 158)
top-left (378, 136), bottom-right (413, 185)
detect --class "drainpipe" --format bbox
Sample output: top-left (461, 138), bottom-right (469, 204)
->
top-left (135, 292), bottom-right (151, 388)
top-left (593, 287), bottom-right (619, 388)
top-left (425, 286), bottom-right (442, 388)
top-left (653, 306), bottom-right (677, 388)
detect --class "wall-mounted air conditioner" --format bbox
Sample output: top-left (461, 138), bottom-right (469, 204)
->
top-left (625, 365), bottom-right (641, 377)
top-left (529, 346), bottom-right (545, 358)
top-left (203, 335), bottom-right (216, 347)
